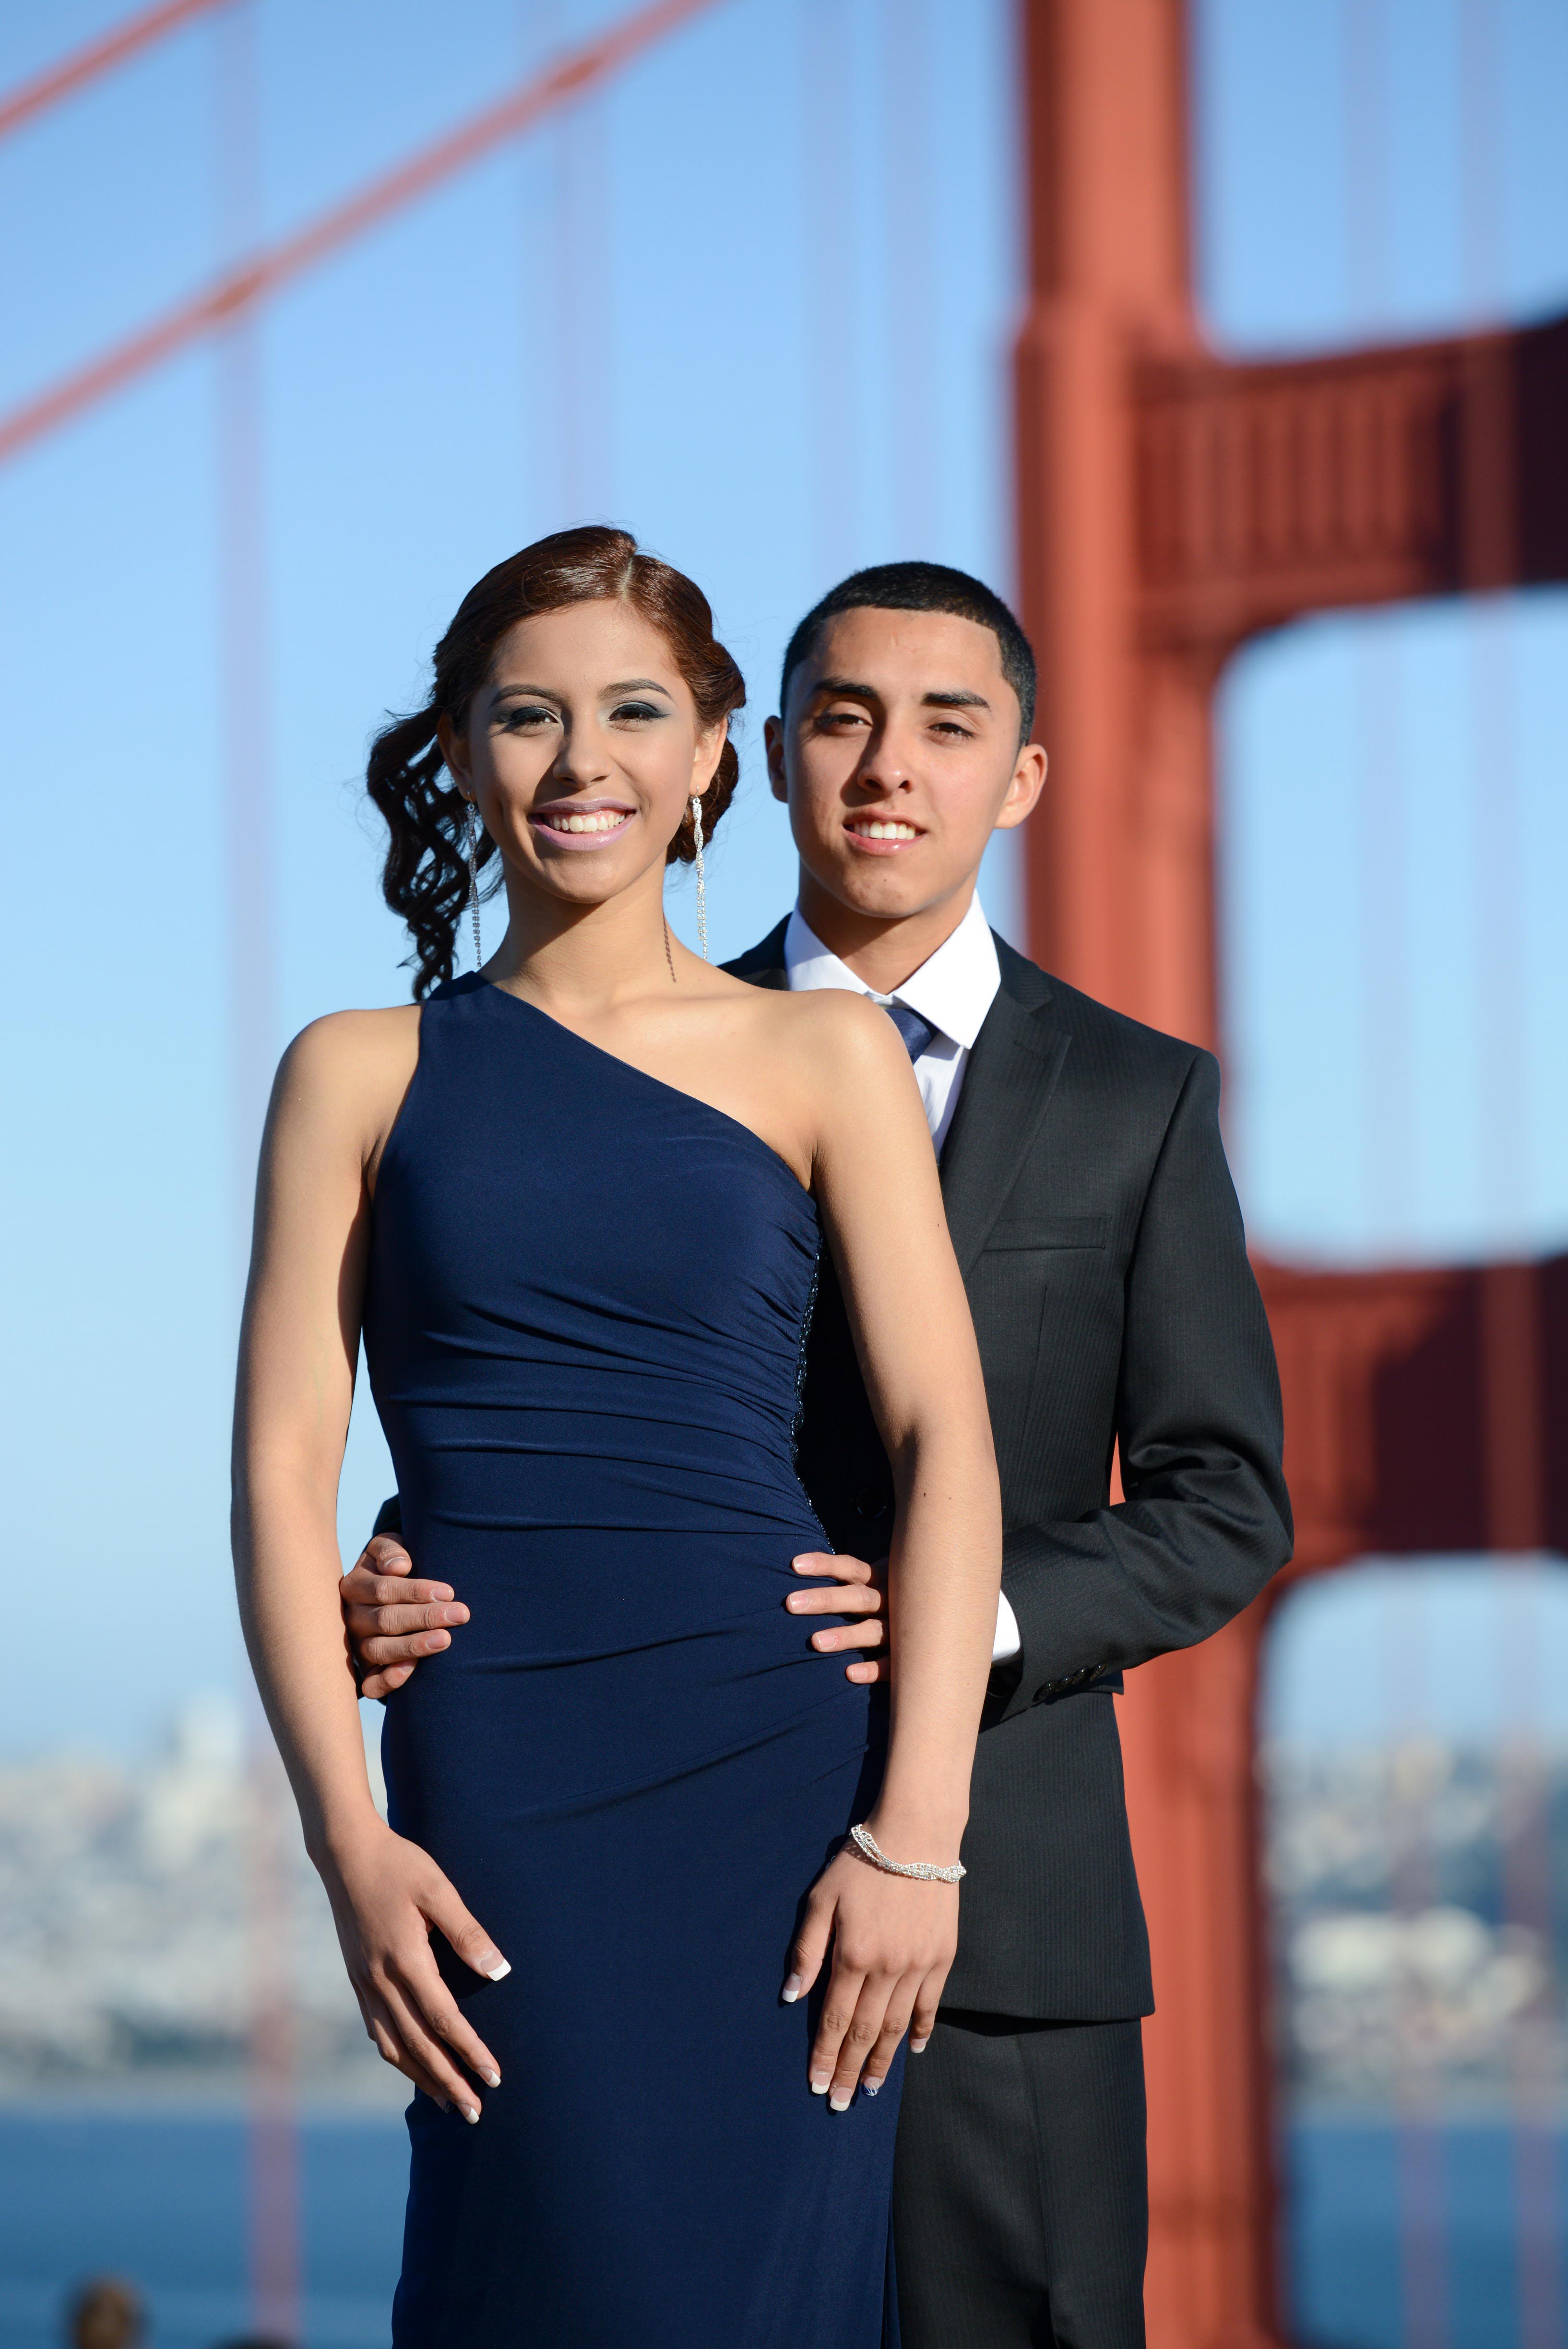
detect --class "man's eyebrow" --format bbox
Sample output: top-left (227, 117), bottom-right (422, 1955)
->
top-left (807, 676), bottom-right (992, 713)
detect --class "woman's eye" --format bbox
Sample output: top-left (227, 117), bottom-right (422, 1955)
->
top-left (503, 706), bottom-right (555, 729)
top-left (610, 701), bottom-right (663, 723)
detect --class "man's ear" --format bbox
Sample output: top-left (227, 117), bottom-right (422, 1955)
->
top-left (763, 714), bottom-right (790, 804)
top-left (994, 743), bottom-right (1047, 832)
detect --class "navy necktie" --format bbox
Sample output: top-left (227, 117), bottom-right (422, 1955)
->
top-left (883, 1001), bottom-right (938, 1063)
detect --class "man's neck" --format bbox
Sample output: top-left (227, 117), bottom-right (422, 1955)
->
top-left (793, 870), bottom-right (979, 995)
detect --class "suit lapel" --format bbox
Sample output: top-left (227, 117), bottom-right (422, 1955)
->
top-left (731, 919), bottom-right (1069, 1272)
top-left (724, 916), bottom-right (789, 989)
top-left (940, 959), bottom-right (1071, 1277)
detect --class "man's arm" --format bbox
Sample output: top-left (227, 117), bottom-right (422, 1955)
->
top-left (996, 1049), bottom-right (1292, 1721)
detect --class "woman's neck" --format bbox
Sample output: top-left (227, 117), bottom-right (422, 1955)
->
top-left (485, 864), bottom-right (686, 1013)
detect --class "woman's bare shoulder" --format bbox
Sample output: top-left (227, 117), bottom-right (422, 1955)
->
top-left (272, 1004), bottom-right (422, 1139)
top-left (743, 983), bottom-right (906, 1069)
top-left (728, 986), bottom-right (916, 1147)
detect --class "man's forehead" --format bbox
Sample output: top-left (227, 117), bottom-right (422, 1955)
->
top-left (805, 605), bottom-right (1008, 694)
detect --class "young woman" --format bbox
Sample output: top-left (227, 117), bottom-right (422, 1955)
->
top-left (231, 527), bottom-right (1001, 2347)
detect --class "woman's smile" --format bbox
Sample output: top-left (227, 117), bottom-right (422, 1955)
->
top-left (527, 798), bottom-right (638, 848)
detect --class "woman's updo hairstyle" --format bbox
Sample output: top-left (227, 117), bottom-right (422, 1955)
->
top-left (367, 526), bottom-right (747, 998)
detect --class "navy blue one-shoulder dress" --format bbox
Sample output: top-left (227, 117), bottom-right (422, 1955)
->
top-left (362, 977), bottom-right (901, 2346)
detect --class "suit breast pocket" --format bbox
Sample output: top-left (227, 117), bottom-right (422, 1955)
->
top-left (982, 1214), bottom-right (1109, 1253)
top-left (968, 1215), bottom-right (1117, 1471)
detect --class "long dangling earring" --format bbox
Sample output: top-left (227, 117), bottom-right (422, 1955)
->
top-left (464, 796), bottom-right (483, 969)
top-left (690, 794), bottom-right (709, 961)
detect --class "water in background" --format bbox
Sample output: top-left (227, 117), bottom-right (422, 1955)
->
top-left (1284, 2117), bottom-right (1568, 2348)
top-left (0, 2110), bottom-right (406, 2349)
top-left (1, 2110), bottom-right (1565, 2348)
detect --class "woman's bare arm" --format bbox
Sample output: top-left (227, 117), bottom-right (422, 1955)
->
top-left (233, 1009), bottom-right (508, 2117)
top-left (782, 992), bottom-right (1002, 2103)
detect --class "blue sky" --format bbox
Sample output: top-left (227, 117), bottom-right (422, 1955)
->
top-left (0, 0), bottom-right (1564, 1757)
top-left (1263, 1558), bottom-right (1568, 1749)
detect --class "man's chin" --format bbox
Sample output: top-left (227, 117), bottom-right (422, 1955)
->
top-left (817, 859), bottom-right (958, 923)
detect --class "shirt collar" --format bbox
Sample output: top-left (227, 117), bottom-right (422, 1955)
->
top-left (783, 891), bottom-right (1001, 1051)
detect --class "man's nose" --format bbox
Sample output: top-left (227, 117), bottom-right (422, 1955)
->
top-left (855, 729), bottom-right (917, 794)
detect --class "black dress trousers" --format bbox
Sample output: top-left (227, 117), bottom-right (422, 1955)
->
top-left (892, 2013), bottom-right (1148, 2349)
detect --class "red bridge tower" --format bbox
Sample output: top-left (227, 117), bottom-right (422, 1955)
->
top-left (1013, 2), bottom-right (1568, 2337)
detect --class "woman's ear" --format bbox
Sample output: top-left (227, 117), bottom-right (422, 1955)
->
top-left (693, 717), bottom-right (729, 795)
top-left (437, 711), bottom-right (470, 786)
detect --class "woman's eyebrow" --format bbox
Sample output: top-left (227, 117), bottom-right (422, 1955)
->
top-left (489, 677), bottom-right (673, 702)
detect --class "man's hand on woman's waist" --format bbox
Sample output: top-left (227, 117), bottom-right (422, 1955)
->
top-left (340, 1536), bottom-right (890, 1697)
top-left (342, 1535), bottom-right (471, 1700)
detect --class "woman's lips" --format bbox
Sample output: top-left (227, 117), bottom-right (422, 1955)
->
top-left (529, 807), bottom-right (635, 849)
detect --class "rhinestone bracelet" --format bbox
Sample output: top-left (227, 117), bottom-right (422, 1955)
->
top-left (849, 1823), bottom-right (966, 1884)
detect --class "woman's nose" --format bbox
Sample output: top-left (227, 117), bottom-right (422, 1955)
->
top-left (552, 721), bottom-right (611, 783)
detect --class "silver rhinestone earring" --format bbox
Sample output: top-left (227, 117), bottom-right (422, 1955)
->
top-left (690, 795), bottom-right (708, 961)
top-left (463, 797), bottom-right (482, 969)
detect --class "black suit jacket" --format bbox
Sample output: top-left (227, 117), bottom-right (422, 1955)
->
top-left (725, 919), bottom-right (1292, 2018)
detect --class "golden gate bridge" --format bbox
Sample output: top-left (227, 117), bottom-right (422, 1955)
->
top-left (3, 4), bottom-right (1564, 2342)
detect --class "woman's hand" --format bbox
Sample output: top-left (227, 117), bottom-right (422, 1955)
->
top-left (319, 1818), bottom-right (511, 2120)
top-left (782, 1839), bottom-right (957, 2107)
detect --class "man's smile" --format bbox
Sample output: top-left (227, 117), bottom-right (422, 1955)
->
top-left (845, 816), bottom-right (923, 851)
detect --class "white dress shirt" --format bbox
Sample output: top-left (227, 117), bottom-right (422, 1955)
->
top-left (783, 894), bottom-right (1022, 1664)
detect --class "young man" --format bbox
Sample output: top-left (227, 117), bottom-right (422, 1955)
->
top-left (345, 564), bottom-right (1292, 2347)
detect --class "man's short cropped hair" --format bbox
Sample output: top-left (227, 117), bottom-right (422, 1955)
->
top-left (779, 561), bottom-right (1037, 743)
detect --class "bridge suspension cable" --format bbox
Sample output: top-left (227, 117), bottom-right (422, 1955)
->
top-left (0, 0), bottom-right (725, 468)
top-left (0, 0), bottom-right (232, 143)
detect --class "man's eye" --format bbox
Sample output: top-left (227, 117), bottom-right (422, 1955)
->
top-left (932, 721), bottom-right (974, 738)
top-left (817, 710), bottom-right (868, 729)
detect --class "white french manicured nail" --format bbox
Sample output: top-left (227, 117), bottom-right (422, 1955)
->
top-left (829, 2092), bottom-right (851, 2112)
top-left (810, 2074), bottom-right (831, 2095)
top-left (481, 2069), bottom-right (500, 2087)
top-left (862, 2078), bottom-right (880, 2097)
top-left (482, 1958), bottom-right (511, 1981)
top-left (782, 1975), bottom-right (804, 2004)
top-left (461, 2104), bottom-right (480, 2125)
top-left (910, 2038), bottom-right (929, 2054)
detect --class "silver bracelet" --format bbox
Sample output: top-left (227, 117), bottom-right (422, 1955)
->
top-left (849, 1823), bottom-right (965, 1884)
